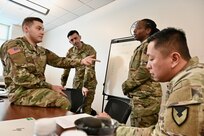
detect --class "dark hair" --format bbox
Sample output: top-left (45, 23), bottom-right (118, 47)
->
top-left (67, 30), bottom-right (79, 38)
top-left (148, 27), bottom-right (191, 61)
top-left (141, 18), bottom-right (159, 35)
top-left (22, 17), bottom-right (43, 28)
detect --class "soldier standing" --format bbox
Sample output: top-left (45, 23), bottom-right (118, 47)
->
top-left (0, 17), bottom-right (96, 110)
top-left (122, 19), bottom-right (162, 127)
top-left (61, 30), bottom-right (97, 114)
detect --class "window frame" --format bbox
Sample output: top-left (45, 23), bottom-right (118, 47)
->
top-left (0, 23), bottom-right (10, 45)
top-left (0, 23), bottom-right (10, 77)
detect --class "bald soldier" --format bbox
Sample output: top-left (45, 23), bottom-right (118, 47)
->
top-left (0, 17), bottom-right (97, 110)
top-left (99, 28), bottom-right (204, 136)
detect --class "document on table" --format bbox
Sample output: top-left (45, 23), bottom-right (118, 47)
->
top-left (0, 117), bottom-right (35, 136)
top-left (55, 113), bottom-right (91, 129)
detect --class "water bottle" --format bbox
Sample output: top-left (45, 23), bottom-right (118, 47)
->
top-left (34, 118), bottom-right (57, 136)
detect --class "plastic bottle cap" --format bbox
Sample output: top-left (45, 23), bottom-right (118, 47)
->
top-left (60, 130), bottom-right (87, 136)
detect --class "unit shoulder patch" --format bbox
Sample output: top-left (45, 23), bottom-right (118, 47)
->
top-left (172, 106), bottom-right (189, 126)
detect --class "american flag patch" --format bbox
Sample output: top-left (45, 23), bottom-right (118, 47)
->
top-left (7, 47), bottom-right (21, 55)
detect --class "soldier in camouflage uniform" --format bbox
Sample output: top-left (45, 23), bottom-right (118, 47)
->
top-left (122, 19), bottom-right (162, 127)
top-left (61, 30), bottom-right (97, 114)
top-left (116, 28), bottom-right (204, 135)
top-left (0, 17), bottom-right (96, 110)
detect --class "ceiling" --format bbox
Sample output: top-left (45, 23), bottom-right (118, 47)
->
top-left (0, 0), bottom-right (115, 31)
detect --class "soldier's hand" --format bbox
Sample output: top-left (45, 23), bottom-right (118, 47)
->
top-left (81, 55), bottom-right (100, 66)
top-left (82, 87), bottom-right (89, 96)
top-left (51, 85), bottom-right (67, 97)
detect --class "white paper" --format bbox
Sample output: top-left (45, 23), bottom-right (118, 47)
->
top-left (0, 118), bottom-right (35, 136)
top-left (55, 113), bottom-right (91, 129)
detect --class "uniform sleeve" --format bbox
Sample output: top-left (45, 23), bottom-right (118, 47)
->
top-left (161, 79), bottom-right (204, 136)
top-left (60, 51), bottom-right (72, 87)
top-left (122, 43), bottom-right (151, 95)
top-left (13, 68), bottom-right (52, 89)
top-left (83, 65), bottom-right (97, 90)
top-left (116, 125), bottom-right (154, 136)
top-left (83, 47), bottom-right (97, 90)
top-left (3, 42), bottom-right (52, 89)
top-left (61, 69), bottom-right (71, 87)
top-left (46, 49), bottom-right (81, 68)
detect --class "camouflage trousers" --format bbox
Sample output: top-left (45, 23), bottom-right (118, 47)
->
top-left (10, 88), bottom-right (71, 110)
top-left (83, 91), bottom-right (95, 114)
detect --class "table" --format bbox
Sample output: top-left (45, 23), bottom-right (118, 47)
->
top-left (0, 98), bottom-right (69, 135)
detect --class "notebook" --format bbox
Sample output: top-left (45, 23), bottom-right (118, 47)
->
top-left (0, 118), bottom-right (35, 136)
top-left (55, 113), bottom-right (91, 129)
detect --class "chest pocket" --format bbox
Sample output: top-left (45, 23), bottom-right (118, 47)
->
top-left (164, 83), bottom-right (202, 136)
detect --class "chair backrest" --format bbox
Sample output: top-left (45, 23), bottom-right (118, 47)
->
top-left (64, 88), bottom-right (84, 113)
top-left (104, 98), bottom-right (131, 124)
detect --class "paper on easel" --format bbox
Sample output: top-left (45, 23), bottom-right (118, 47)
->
top-left (55, 113), bottom-right (91, 129)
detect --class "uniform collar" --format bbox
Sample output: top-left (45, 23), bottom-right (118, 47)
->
top-left (168, 56), bottom-right (199, 90)
top-left (21, 37), bottom-right (38, 51)
top-left (73, 41), bottom-right (86, 53)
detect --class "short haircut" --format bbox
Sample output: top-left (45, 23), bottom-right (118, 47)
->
top-left (148, 27), bottom-right (191, 61)
top-left (22, 17), bottom-right (43, 28)
top-left (67, 30), bottom-right (79, 38)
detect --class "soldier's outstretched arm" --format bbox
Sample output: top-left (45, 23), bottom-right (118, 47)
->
top-left (81, 55), bottom-right (100, 66)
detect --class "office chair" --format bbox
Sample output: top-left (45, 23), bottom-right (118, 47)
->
top-left (64, 88), bottom-right (85, 113)
top-left (104, 97), bottom-right (131, 124)
top-left (64, 88), bottom-right (97, 115)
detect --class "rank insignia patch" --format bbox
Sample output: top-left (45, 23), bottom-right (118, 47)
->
top-left (172, 106), bottom-right (189, 126)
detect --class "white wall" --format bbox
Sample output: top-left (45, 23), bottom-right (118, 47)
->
top-left (43, 0), bottom-right (204, 113)
top-left (9, 24), bottom-right (23, 39)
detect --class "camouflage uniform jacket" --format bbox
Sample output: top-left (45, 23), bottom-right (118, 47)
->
top-left (122, 40), bottom-right (162, 117)
top-left (61, 42), bottom-right (97, 91)
top-left (0, 37), bottom-right (81, 102)
top-left (152, 56), bottom-right (204, 136)
top-left (116, 57), bottom-right (204, 136)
